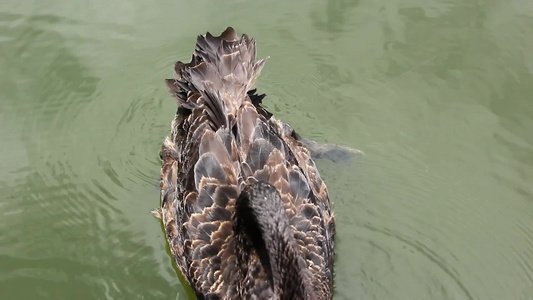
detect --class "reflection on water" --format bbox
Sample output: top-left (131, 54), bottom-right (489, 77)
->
top-left (1, 0), bottom-right (533, 299)
top-left (0, 10), bottom-right (183, 300)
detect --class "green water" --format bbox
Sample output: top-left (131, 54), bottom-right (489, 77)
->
top-left (1, 0), bottom-right (533, 299)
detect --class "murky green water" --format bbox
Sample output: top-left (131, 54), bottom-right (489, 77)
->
top-left (1, 0), bottom-right (533, 299)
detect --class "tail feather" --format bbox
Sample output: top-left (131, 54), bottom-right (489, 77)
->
top-left (167, 27), bottom-right (266, 117)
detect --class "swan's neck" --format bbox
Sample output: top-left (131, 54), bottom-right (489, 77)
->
top-left (234, 181), bottom-right (309, 299)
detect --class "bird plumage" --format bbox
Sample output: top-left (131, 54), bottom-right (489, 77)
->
top-left (159, 27), bottom-right (335, 300)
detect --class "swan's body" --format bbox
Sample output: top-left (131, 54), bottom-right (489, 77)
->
top-left (159, 27), bottom-right (335, 300)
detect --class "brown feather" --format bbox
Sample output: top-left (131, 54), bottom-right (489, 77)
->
top-left (159, 27), bottom-right (335, 299)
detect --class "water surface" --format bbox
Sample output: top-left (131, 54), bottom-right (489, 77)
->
top-left (1, 0), bottom-right (533, 299)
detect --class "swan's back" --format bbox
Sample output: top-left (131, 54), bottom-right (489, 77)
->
top-left (159, 27), bottom-right (335, 300)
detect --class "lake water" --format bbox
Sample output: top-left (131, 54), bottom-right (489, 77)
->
top-left (1, 0), bottom-right (533, 299)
